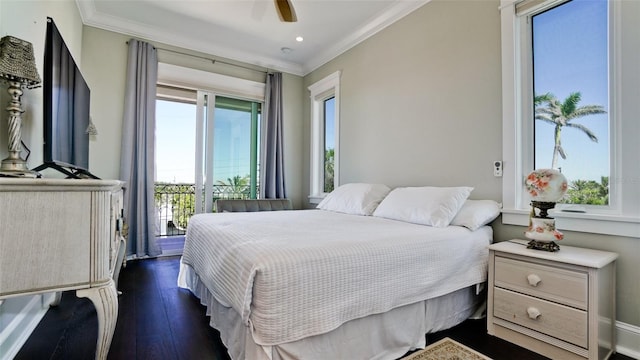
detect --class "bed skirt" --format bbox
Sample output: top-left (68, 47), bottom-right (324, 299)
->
top-left (178, 261), bottom-right (484, 360)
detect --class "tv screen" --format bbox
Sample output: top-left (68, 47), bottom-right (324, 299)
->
top-left (36, 17), bottom-right (93, 177)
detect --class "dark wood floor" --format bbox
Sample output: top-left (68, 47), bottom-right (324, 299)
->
top-left (15, 256), bottom-right (633, 360)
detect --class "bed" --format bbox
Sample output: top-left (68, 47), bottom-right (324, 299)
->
top-left (178, 184), bottom-right (500, 360)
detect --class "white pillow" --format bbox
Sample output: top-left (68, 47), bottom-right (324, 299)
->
top-left (317, 183), bottom-right (391, 216)
top-left (372, 186), bottom-right (473, 227)
top-left (450, 200), bottom-right (501, 231)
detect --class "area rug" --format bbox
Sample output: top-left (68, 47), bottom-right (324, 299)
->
top-left (402, 337), bottom-right (492, 360)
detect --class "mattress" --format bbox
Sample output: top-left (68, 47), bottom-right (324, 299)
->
top-left (178, 209), bottom-right (492, 346)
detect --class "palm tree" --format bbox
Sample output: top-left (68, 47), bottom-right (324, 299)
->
top-left (535, 92), bottom-right (606, 169)
top-left (216, 175), bottom-right (250, 198)
top-left (324, 148), bottom-right (335, 193)
top-left (564, 176), bottom-right (609, 205)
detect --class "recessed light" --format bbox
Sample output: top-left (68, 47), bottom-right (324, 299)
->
top-left (295, 36), bottom-right (304, 42)
top-left (281, 47), bottom-right (293, 54)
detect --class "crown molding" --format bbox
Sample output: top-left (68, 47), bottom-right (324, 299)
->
top-left (76, 0), bottom-right (430, 77)
top-left (75, 0), bottom-right (304, 76)
top-left (302, 0), bottom-right (431, 75)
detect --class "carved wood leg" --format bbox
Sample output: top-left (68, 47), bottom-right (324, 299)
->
top-left (76, 280), bottom-right (118, 360)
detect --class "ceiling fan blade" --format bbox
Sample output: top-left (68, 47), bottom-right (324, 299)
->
top-left (274, 0), bottom-right (297, 22)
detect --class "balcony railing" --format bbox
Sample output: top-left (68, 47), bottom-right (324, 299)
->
top-left (154, 182), bottom-right (255, 237)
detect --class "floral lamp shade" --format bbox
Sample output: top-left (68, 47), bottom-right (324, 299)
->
top-left (525, 168), bottom-right (568, 203)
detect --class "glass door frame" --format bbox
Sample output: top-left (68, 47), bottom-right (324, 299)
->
top-left (194, 91), bottom-right (262, 214)
top-left (195, 91), bottom-right (216, 214)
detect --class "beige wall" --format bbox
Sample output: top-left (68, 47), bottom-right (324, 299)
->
top-left (303, 0), bottom-right (639, 328)
top-left (80, 27), bottom-right (129, 180)
top-left (305, 0), bottom-right (503, 201)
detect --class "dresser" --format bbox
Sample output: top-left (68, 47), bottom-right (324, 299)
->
top-left (487, 240), bottom-right (618, 360)
top-left (0, 178), bottom-right (125, 360)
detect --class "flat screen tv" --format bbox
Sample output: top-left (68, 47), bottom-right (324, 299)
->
top-left (33, 17), bottom-right (97, 179)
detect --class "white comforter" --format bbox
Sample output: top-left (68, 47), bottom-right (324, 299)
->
top-left (179, 209), bottom-right (492, 346)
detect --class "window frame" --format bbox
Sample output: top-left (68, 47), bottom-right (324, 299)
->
top-left (500, 0), bottom-right (640, 237)
top-left (308, 71), bottom-right (341, 203)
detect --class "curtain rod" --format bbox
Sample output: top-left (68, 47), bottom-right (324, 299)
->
top-left (126, 41), bottom-right (268, 74)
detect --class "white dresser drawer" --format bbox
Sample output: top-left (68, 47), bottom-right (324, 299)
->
top-left (495, 256), bottom-right (588, 309)
top-left (494, 287), bottom-right (588, 348)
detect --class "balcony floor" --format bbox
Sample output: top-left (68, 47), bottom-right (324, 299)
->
top-left (157, 235), bottom-right (184, 256)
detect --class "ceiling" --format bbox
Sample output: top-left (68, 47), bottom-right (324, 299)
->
top-left (76, 0), bottom-right (429, 76)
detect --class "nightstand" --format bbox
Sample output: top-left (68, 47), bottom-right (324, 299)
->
top-left (487, 240), bottom-right (618, 360)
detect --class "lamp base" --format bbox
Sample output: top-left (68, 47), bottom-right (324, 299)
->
top-left (0, 156), bottom-right (40, 178)
top-left (527, 240), bottom-right (560, 252)
top-left (530, 201), bottom-right (557, 218)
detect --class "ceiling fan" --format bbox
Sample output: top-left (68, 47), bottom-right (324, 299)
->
top-left (274, 0), bottom-right (297, 22)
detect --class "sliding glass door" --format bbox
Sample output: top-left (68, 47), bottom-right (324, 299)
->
top-left (195, 91), bottom-right (261, 214)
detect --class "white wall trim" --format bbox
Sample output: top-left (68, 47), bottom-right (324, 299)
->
top-left (308, 70), bottom-right (341, 200)
top-left (0, 293), bottom-right (55, 360)
top-left (76, 0), bottom-right (303, 76)
top-left (615, 320), bottom-right (640, 359)
top-left (302, 0), bottom-right (432, 75)
top-left (77, 0), bottom-right (431, 76)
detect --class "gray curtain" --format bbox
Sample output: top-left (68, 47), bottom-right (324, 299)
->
top-left (259, 72), bottom-right (286, 199)
top-left (120, 39), bottom-right (160, 257)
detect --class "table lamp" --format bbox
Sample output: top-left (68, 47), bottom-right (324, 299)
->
top-left (0, 35), bottom-right (41, 177)
top-left (524, 168), bottom-right (568, 251)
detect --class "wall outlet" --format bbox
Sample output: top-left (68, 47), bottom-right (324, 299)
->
top-left (493, 161), bottom-right (503, 177)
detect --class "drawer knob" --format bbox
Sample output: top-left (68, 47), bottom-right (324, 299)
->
top-left (527, 307), bottom-right (542, 320)
top-left (527, 274), bottom-right (542, 287)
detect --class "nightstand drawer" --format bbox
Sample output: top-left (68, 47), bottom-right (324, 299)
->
top-left (494, 287), bottom-right (588, 348)
top-left (495, 256), bottom-right (588, 309)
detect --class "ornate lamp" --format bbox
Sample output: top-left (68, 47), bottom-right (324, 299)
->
top-left (0, 35), bottom-right (41, 177)
top-left (524, 168), bottom-right (568, 252)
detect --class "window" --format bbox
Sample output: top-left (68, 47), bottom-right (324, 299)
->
top-left (500, 0), bottom-right (640, 237)
top-left (155, 98), bottom-right (197, 237)
top-left (309, 71), bottom-right (340, 203)
top-left (323, 96), bottom-right (336, 193)
top-left (156, 99), bottom-right (197, 184)
top-left (532, 0), bottom-right (609, 206)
